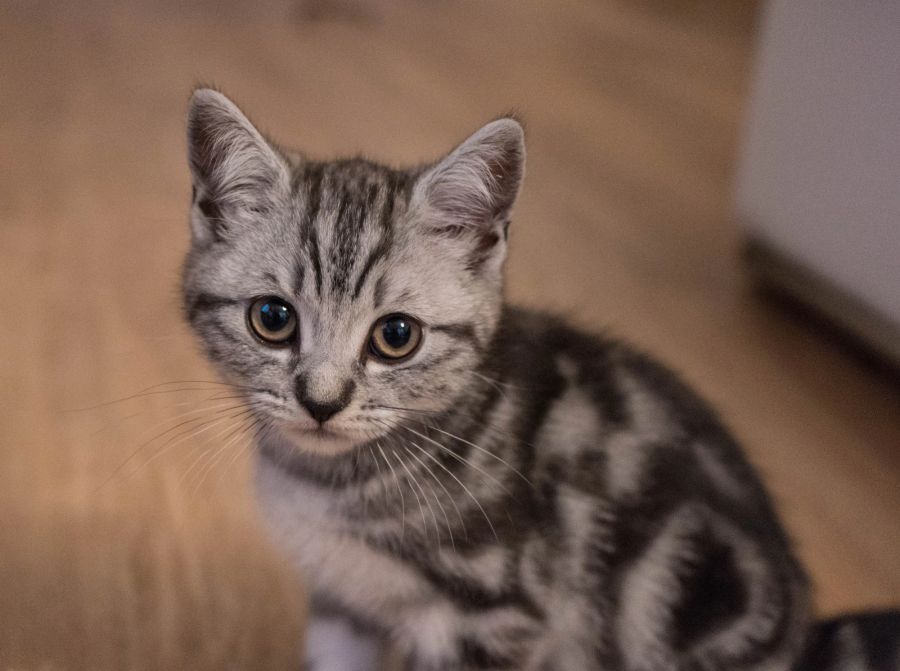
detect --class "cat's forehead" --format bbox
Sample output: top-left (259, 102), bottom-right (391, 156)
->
top-left (277, 158), bottom-right (419, 305)
top-left (290, 158), bottom-right (413, 216)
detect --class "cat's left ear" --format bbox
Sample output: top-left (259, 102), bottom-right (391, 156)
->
top-left (412, 118), bottom-right (525, 270)
top-left (186, 88), bottom-right (290, 243)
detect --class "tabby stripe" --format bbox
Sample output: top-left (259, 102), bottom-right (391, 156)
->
top-left (362, 180), bottom-right (379, 223)
top-left (187, 293), bottom-right (239, 323)
top-left (378, 177), bottom-right (396, 233)
top-left (330, 194), bottom-right (353, 295)
top-left (323, 177), bottom-right (374, 296)
top-left (308, 226), bottom-right (324, 298)
top-left (352, 239), bottom-right (387, 300)
top-left (372, 273), bottom-right (387, 309)
top-left (199, 315), bottom-right (247, 348)
top-left (352, 183), bottom-right (396, 299)
top-left (364, 534), bottom-right (544, 620)
top-left (301, 163), bottom-right (324, 224)
top-left (293, 260), bottom-right (305, 296)
top-left (431, 322), bottom-right (479, 348)
top-left (399, 348), bottom-right (464, 374)
top-left (301, 163), bottom-right (324, 297)
top-left (458, 635), bottom-right (518, 669)
top-left (856, 612), bottom-right (900, 668)
top-left (196, 321), bottom-right (271, 381)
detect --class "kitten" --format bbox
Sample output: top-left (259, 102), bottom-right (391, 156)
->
top-left (182, 88), bottom-right (899, 670)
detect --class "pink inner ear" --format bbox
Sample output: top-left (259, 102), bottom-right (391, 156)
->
top-left (483, 154), bottom-right (520, 217)
top-left (420, 120), bottom-right (524, 234)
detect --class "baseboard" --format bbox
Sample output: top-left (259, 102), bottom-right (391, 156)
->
top-left (742, 236), bottom-right (900, 369)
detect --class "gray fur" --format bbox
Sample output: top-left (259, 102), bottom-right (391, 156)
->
top-left (182, 88), bottom-right (897, 670)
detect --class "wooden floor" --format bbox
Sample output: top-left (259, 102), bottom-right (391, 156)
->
top-left (1, 0), bottom-right (898, 667)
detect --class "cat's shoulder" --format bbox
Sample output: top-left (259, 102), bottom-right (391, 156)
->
top-left (498, 304), bottom-right (670, 378)
top-left (497, 304), bottom-right (730, 439)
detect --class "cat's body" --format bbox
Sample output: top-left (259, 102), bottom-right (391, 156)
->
top-left (182, 89), bottom-right (899, 670)
top-left (255, 307), bottom-right (810, 670)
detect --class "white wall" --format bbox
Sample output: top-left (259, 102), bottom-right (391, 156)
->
top-left (734, 0), bottom-right (900, 326)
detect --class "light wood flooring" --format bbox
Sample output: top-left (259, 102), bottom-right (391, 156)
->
top-left (1, 0), bottom-right (898, 667)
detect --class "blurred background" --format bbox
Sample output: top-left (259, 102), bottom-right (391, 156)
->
top-left (1, 0), bottom-right (898, 668)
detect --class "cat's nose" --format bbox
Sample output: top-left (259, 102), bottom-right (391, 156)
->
top-left (295, 378), bottom-right (354, 425)
top-left (300, 399), bottom-right (344, 424)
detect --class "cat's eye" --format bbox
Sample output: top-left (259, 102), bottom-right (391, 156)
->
top-left (248, 296), bottom-right (297, 344)
top-left (369, 314), bottom-right (422, 361)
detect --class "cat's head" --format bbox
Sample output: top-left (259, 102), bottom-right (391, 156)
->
top-left (182, 89), bottom-right (524, 456)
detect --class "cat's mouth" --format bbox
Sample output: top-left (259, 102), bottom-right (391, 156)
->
top-left (275, 419), bottom-right (370, 455)
top-left (283, 421), bottom-right (348, 439)
top-left (293, 425), bottom-right (342, 438)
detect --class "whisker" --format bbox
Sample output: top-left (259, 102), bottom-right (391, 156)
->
top-left (390, 448), bottom-right (432, 546)
top-left (371, 404), bottom-right (534, 472)
top-left (244, 418), bottom-right (277, 465)
top-left (67, 379), bottom-right (262, 412)
top-left (395, 443), bottom-right (443, 550)
top-left (368, 404), bottom-right (441, 417)
top-left (352, 446), bottom-right (368, 517)
top-left (372, 418), bottom-right (498, 543)
top-left (397, 424), bottom-right (515, 498)
top-left (405, 438), bottom-right (496, 542)
top-left (230, 417), bottom-right (278, 488)
top-left (179, 410), bottom-right (257, 489)
top-left (122, 405), bottom-right (258, 483)
top-left (122, 398), bottom-right (252, 450)
top-left (424, 423), bottom-right (533, 487)
top-left (377, 442), bottom-right (406, 541)
top-left (402, 443), bottom-right (457, 551)
top-left (218, 413), bottom-right (272, 484)
top-left (469, 371), bottom-right (530, 392)
top-left (370, 418), bottom-right (466, 537)
top-left (366, 443), bottom-right (386, 519)
top-left (87, 392), bottom-right (250, 438)
top-left (93, 400), bottom-right (254, 492)
top-left (400, 439), bottom-right (468, 542)
top-left (189, 415), bottom-right (262, 496)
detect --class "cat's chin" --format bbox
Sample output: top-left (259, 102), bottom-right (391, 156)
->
top-left (276, 422), bottom-right (368, 456)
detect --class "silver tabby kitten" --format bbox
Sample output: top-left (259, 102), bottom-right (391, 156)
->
top-left (182, 89), bottom-right (899, 671)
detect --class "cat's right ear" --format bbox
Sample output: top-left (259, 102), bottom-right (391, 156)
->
top-left (410, 118), bottom-right (525, 274)
top-left (186, 88), bottom-right (289, 243)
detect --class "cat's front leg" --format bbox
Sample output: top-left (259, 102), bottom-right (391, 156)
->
top-left (304, 613), bottom-right (384, 671)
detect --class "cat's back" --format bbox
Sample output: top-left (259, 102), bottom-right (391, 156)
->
top-left (494, 307), bottom-right (811, 669)
top-left (496, 304), bottom-right (779, 519)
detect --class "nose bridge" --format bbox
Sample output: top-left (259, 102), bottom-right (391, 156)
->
top-left (300, 356), bottom-right (351, 402)
top-left (294, 308), bottom-right (361, 423)
top-left (298, 307), bottom-right (361, 399)
top-left (295, 314), bottom-right (357, 395)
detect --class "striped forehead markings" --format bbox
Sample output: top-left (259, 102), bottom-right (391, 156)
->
top-left (295, 162), bottom-right (404, 302)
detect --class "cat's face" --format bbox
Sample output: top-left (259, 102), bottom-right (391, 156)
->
top-left (182, 89), bottom-right (524, 455)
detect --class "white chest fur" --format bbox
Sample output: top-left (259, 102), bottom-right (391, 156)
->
top-left (253, 455), bottom-right (431, 623)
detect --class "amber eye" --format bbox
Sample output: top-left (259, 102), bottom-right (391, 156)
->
top-left (369, 314), bottom-right (422, 361)
top-left (248, 297), bottom-right (297, 344)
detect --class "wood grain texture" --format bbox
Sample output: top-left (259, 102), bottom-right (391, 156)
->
top-left (1, 0), bottom-right (898, 667)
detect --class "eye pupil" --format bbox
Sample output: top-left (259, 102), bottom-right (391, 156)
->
top-left (260, 301), bottom-right (290, 331)
top-left (382, 317), bottom-right (411, 348)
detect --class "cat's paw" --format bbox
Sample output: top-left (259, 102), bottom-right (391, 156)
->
top-left (304, 616), bottom-right (382, 671)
